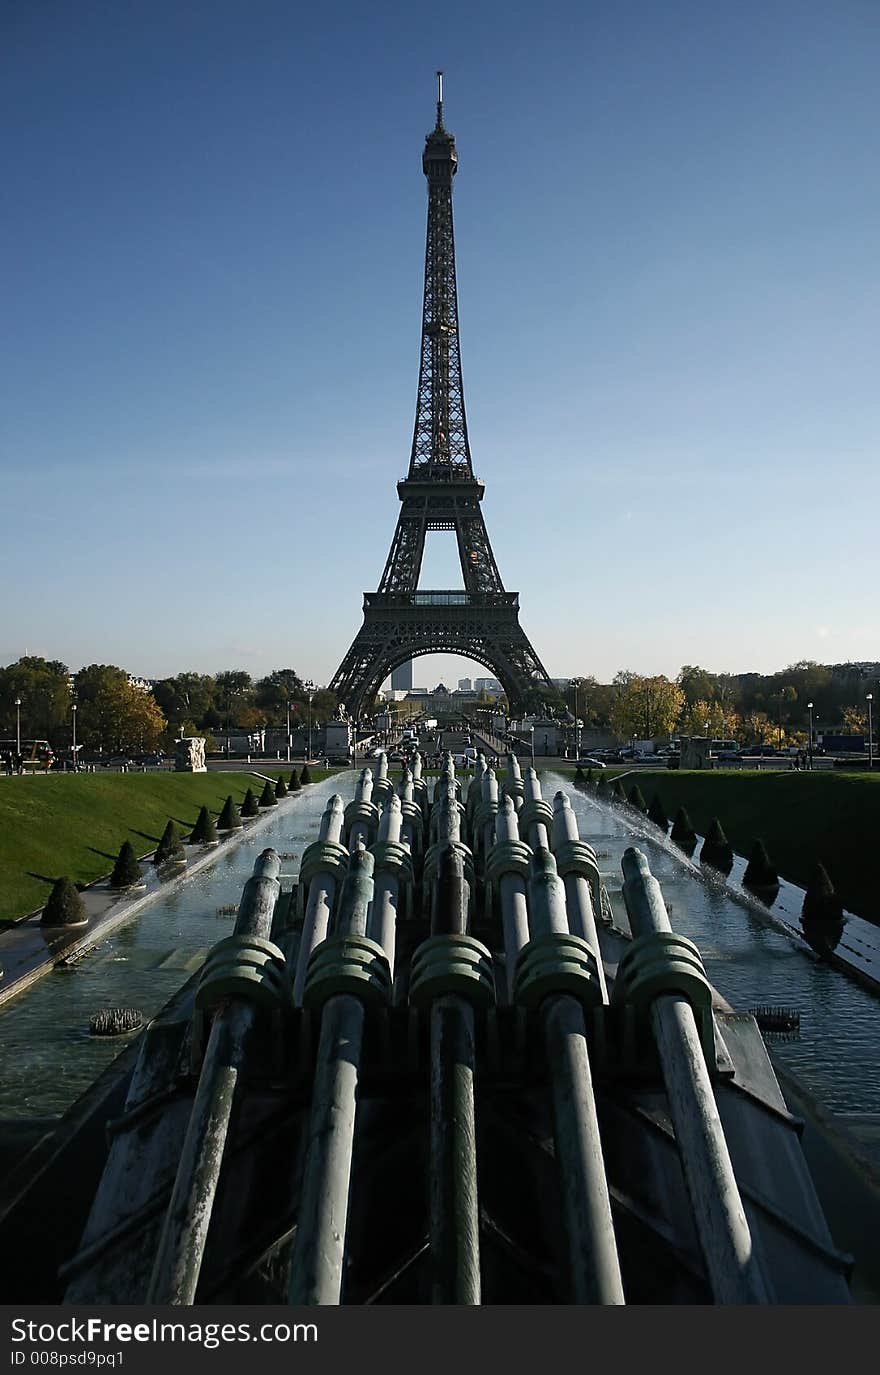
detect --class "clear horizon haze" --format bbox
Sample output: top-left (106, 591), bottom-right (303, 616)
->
top-left (3, 0), bottom-right (878, 691)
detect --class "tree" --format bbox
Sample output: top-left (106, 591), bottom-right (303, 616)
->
top-left (217, 796), bottom-right (242, 830)
top-left (0, 656), bottom-right (72, 743)
top-left (610, 673), bottom-right (684, 741)
top-left (679, 700), bottom-right (741, 740)
top-left (743, 840), bottom-right (778, 891)
top-left (670, 807), bottom-right (697, 854)
top-left (741, 711), bottom-right (775, 745)
top-left (190, 805), bottom-right (218, 844)
top-left (842, 706), bottom-right (868, 735)
top-left (152, 673), bottom-right (216, 727)
top-left (77, 675), bottom-right (166, 754)
top-left (677, 665), bottom-right (718, 708)
top-left (154, 820), bottom-right (185, 864)
top-left (111, 841), bottom-right (143, 889)
top-left (700, 819), bottom-right (733, 873)
top-left (41, 876), bottom-right (88, 926)
top-left (254, 669), bottom-right (306, 725)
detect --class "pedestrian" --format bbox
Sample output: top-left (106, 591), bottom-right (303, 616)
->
top-left (16, 752), bottom-right (24, 775)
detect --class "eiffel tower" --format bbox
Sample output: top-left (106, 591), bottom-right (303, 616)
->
top-left (329, 74), bottom-right (554, 717)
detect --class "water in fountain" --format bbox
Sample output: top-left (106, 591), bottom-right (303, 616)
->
top-left (544, 772), bottom-right (880, 1121)
top-left (0, 774), bottom-right (357, 1117)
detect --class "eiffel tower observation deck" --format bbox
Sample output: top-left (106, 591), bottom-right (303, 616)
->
top-left (329, 75), bottom-right (554, 716)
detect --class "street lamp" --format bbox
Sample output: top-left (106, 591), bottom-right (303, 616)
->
top-left (305, 680), bottom-right (315, 762)
top-left (570, 677), bottom-right (583, 760)
top-left (225, 695), bottom-right (231, 760)
top-left (71, 701), bottom-right (77, 771)
top-left (807, 702), bottom-right (814, 769)
top-left (868, 694), bottom-right (874, 770)
top-left (14, 698), bottom-right (21, 756)
top-left (529, 725), bottom-right (535, 767)
top-left (286, 700), bottom-right (292, 763)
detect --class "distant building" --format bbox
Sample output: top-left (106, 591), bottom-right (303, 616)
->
top-left (458, 677), bottom-right (473, 692)
top-left (474, 677), bottom-right (502, 694)
top-left (392, 661), bottom-right (413, 691)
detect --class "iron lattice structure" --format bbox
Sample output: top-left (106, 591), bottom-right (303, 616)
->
top-left (329, 79), bottom-right (553, 716)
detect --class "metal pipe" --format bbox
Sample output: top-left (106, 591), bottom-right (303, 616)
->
top-left (370, 796), bottom-right (404, 976)
top-left (289, 851), bottom-right (375, 1305)
top-left (551, 792), bottom-right (608, 1003)
top-left (428, 846), bottom-right (481, 1303)
top-left (503, 751), bottom-right (524, 810)
top-left (523, 767), bottom-right (550, 850)
top-left (621, 847), bottom-right (769, 1304)
top-left (480, 767), bottom-right (499, 861)
top-left (147, 849), bottom-right (282, 1304)
top-left (526, 850), bottom-right (625, 1304)
top-left (493, 796), bottom-right (530, 998)
top-left (293, 794), bottom-right (345, 1005)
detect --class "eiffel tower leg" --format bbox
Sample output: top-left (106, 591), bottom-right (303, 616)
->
top-left (329, 599), bottom-right (554, 717)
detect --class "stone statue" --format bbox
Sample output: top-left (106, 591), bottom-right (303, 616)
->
top-left (175, 736), bottom-right (207, 773)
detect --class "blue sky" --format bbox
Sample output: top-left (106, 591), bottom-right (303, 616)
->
top-left (2, 0), bottom-right (877, 690)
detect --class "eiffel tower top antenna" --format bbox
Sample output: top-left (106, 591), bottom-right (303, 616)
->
top-left (436, 69), bottom-right (444, 128)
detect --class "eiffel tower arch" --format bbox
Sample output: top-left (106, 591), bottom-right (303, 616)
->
top-left (329, 76), bottom-right (554, 717)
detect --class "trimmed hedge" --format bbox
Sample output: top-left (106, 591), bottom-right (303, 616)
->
top-left (154, 820), bottom-right (185, 865)
top-left (288, 769), bottom-right (301, 791)
top-left (275, 776), bottom-right (288, 799)
top-left (627, 784), bottom-right (647, 813)
top-left (259, 780), bottom-right (277, 807)
top-left (647, 794), bottom-right (669, 831)
top-left (700, 818), bottom-right (734, 874)
top-left (241, 787), bottom-right (259, 817)
top-left (743, 839), bottom-right (778, 891)
top-left (670, 807), bottom-right (697, 855)
top-left (111, 840), bottom-right (143, 889)
top-left (190, 805), bottom-right (218, 844)
top-left (217, 795), bottom-right (242, 831)
top-left (41, 876), bottom-right (88, 926)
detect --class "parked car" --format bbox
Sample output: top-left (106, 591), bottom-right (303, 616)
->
top-left (716, 747), bottom-right (741, 761)
top-left (741, 745), bottom-right (779, 757)
top-left (574, 756), bottom-right (607, 769)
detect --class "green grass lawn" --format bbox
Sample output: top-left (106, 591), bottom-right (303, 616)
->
top-left (0, 770), bottom-right (334, 925)
top-left (569, 768), bottom-right (880, 925)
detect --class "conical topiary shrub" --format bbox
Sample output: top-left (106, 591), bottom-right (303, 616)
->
top-left (627, 784), bottom-right (647, 813)
top-left (216, 795), bottom-right (242, 831)
top-left (41, 876), bottom-right (88, 927)
top-left (647, 793), bottom-right (669, 831)
top-left (743, 839), bottom-right (778, 893)
top-left (259, 779), bottom-right (277, 807)
top-left (700, 818), bottom-right (734, 873)
top-left (190, 805), bottom-right (218, 844)
top-left (275, 776), bottom-right (288, 799)
top-left (300, 763), bottom-right (312, 784)
top-left (596, 774), bottom-right (610, 799)
top-left (154, 819), bottom-right (185, 865)
top-left (670, 807), bottom-right (697, 855)
top-left (801, 863), bottom-right (845, 956)
top-left (241, 787), bottom-right (259, 817)
top-left (111, 840), bottom-right (143, 889)
top-left (574, 766), bottom-right (587, 791)
top-left (611, 778), bottom-right (627, 804)
top-left (585, 768), bottom-right (595, 789)
top-left (288, 768), bottom-right (301, 791)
